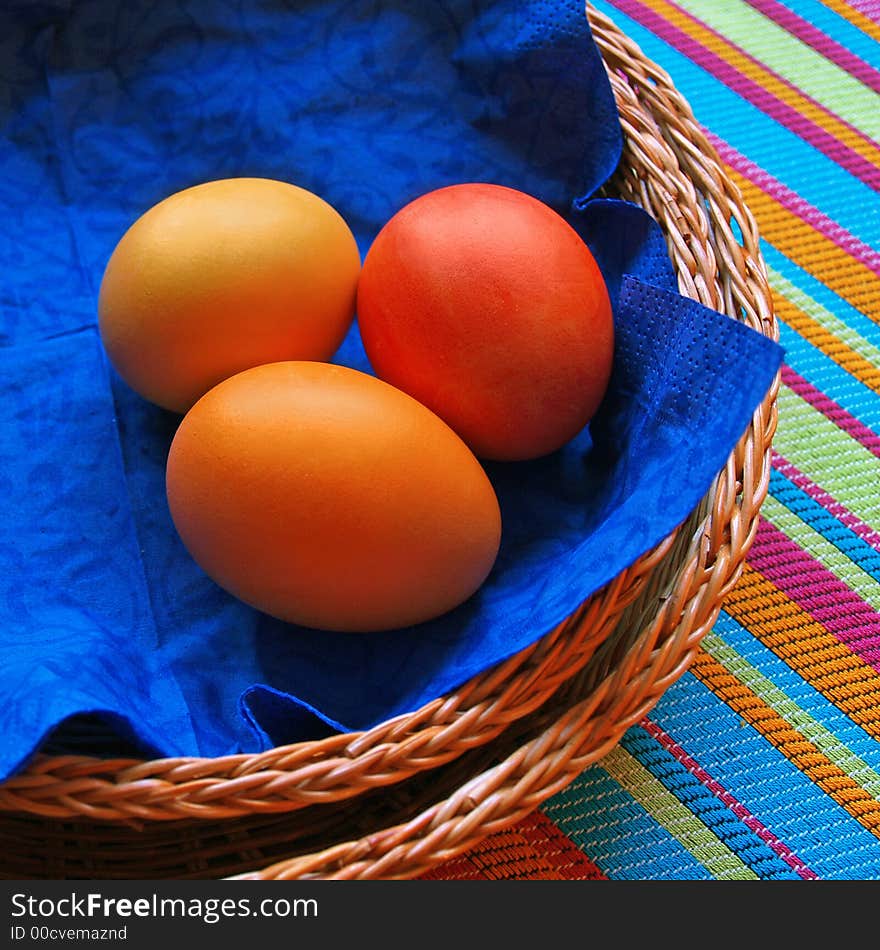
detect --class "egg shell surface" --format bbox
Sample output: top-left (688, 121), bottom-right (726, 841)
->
top-left (356, 182), bottom-right (614, 461)
top-left (165, 361), bottom-right (502, 632)
top-left (98, 177), bottom-right (361, 413)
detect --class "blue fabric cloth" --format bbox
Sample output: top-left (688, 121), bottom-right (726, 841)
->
top-left (0, 0), bottom-right (783, 778)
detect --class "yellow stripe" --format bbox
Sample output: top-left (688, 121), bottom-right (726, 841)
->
top-left (677, 0), bottom-right (880, 141)
top-left (641, 0), bottom-right (880, 171)
top-left (767, 264), bottom-right (880, 387)
top-left (726, 164), bottom-right (880, 321)
top-left (771, 281), bottom-right (880, 395)
top-left (692, 636), bottom-right (880, 839)
top-left (601, 746), bottom-right (759, 878)
top-left (724, 564), bottom-right (880, 742)
top-left (822, 0), bottom-right (880, 46)
top-left (703, 630), bottom-right (880, 799)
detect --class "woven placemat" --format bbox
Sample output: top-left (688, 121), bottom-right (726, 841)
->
top-left (422, 0), bottom-right (880, 880)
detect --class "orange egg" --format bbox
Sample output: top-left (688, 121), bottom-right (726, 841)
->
top-left (357, 183), bottom-right (614, 461)
top-left (98, 178), bottom-right (361, 413)
top-left (165, 361), bottom-right (502, 632)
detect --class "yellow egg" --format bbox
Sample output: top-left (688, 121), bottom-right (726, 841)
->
top-left (165, 361), bottom-right (503, 632)
top-left (98, 178), bottom-right (361, 413)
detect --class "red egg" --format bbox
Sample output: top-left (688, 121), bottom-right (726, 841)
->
top-left (357, 183), bottom-right (614, 461)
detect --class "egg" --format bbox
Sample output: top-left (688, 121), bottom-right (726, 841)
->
top-left (165, 361), bottom-right (502, 632)
top-left (357, 183), bottom-right (614, 461)
top-left (98, 178), bottom-right (361, 413)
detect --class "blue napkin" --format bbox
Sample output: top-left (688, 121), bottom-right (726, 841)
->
top-left (0, 0), bottom-right (783, 778)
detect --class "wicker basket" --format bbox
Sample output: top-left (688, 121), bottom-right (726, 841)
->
top-left (0, 3), bottom-right (778, 880)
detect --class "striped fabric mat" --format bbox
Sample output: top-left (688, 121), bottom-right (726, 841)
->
top-left (426, 0), bottom-right (880, 881)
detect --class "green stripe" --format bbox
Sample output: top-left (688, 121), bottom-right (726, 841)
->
top-left (767, 264), bottom-right (880, 371)
top-left (773, 384), bottom-right (880, 534)
top-left (675, 0), bottom-right (880, 141)
top-left (601, 746), bottom-right (758, 879)
top-left (702, 631), bottom-right (880, 797)
top-left (760, 494), bottom-right (880, 611)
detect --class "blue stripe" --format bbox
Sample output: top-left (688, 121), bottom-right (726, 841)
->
top-left (647, 664), bottom-right (880, 878)
top-left (779, 327), bottom-right (880, 436)
top-left (620, 726), bottom-right (801, 878)
top-left (775, 0), bottom-right (880, 70)
top-left (542, 765), bottom-right (711, 879)
top-left (591, 1), bottom-right (880, 249)
top-left (712, 610), bottom-right (880, 772)
top-left (761, 242), bottom-right (880, 350)
top-left (777, 320), bottom-right (880, 433)
top-left (768, 467), bottom-right (880, 580)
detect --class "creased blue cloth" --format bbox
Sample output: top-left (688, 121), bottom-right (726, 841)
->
top-left (0, 0), bottom-right (783, 778)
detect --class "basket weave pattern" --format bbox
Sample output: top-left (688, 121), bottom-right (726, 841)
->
top-left (0, 4), bottom-right (779, 879)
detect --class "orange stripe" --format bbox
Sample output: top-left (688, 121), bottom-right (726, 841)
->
top-left (690, 645), bottom-right (880, 838)
top-left (724, 564), bottom-right (880, 742)
top-left (822, 0), bottom-right (880, 45)
top-left (726, 164), bottom-right (880, 321)
top-left (420, 811), bottom-right (606, 880)
top-left (772, 290), bottom-right (880, 394)
top-left (643, 0), bottom-right (880, 171)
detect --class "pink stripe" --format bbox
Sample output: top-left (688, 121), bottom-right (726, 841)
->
top-left (781, 364), bottom-right (880, 458)
top-left (845, 1), bottom-right (880, 25)
top-left (641, 718), bottom-right (818, 879)
top-left (749, 517), bottom-right (880, 669)
top-left (745, 0), bottom-right (880, 94)
top-left (609, 0), bottom-right (880, 191)
top-left (706, 131), bottom-right (880, 279)
top-left (772, 450), bottom-right (880, 553)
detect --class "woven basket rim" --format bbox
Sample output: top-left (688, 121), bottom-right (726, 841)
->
top-left (0, 0), bottom-right (779, 877)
